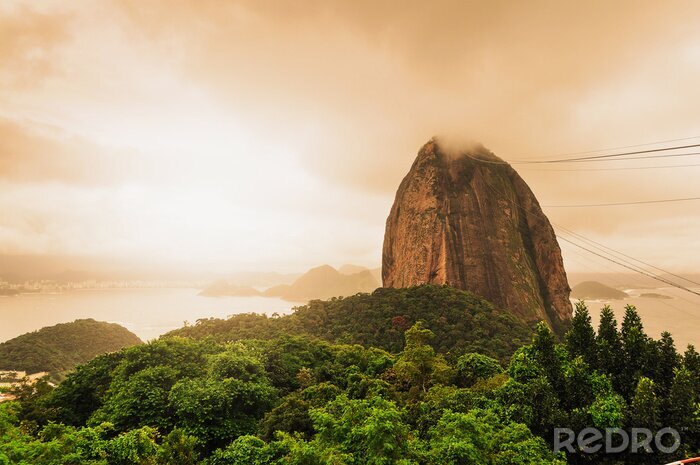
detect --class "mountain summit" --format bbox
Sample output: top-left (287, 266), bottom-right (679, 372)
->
top-left (382, 138), bottom-right (572, 333)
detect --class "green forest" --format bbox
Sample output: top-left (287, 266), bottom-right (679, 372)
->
top-left (0, 319), bottom-right (142, 381)
top-left (0, 286), bottom-right (698, 464)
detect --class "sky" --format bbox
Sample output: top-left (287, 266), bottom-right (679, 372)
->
top-left (1, 0), bottom-right (700, 276)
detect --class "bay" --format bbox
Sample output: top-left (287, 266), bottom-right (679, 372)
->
top-left (0, 288), bottom-right (295, 343)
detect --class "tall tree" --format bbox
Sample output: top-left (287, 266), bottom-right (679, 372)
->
top-left (393, 322), bottom-right (453, 396)
top-left (565, 301), bottom-right (597, 367)
top-left (627, 377), bottom-right (662, 465)
top-left (455, 353), bottom-right (503, 388)
top-left (596, 305), bottom-right (623, 388)
top-left (653, 332), bottom-right (681, 397)
top-left (628, 377), bottom-right (660, 431)
top-left (665, 368), bottom-right (699, 455)
top-left (620, 305), bottom-right (650, 399)
top-left (682, 345), bottom-right (700, 403)
top-left (531, 322), bottom-right (564, 393)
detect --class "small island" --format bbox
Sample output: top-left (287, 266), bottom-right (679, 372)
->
top-left (640, 292), bottom-right (673, 299)
top-left (571, 281), bottom-right (628, 300)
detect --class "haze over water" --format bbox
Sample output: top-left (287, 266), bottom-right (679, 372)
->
top-left (1, 285), bottom-right (698, 349)
top-left (0, 289), bottom-right (294, 343)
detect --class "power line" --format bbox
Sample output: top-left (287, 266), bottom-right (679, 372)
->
top-left (542, 197), bottom-right (700, 208)
top-left (477, 174), bottom-right (700, 299)
top-left (556, 228), bottom-right (700, 307)
top-left (559, 239), bottom-right (700, 321)
top-left (556, 236), bottom-right (700, 298)
top-left (553, 224), bottom-right (700, 287)
top-left (520, 163), bottom-right (700, 172)
top-left (517, 135), bottom-right (700, 160)
top-left (554, 227), bottom-right (700, 308)
top-left (539, 151), bottom-right (700, 163)
top-left (516, 142), bottom-right (700, 164)
top-left (468, 151), bottom-right (700, 167)
top-left (467, 145), bottom-right (700, 166)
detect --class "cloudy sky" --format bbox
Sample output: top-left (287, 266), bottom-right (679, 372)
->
top-left (2, 0), bottom-right (700, 276)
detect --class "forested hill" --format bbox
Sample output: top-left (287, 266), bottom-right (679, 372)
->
top-left (3, 300), bottom-right (697, 464)
top-left (168, 285), bottom-right (536, 361)
top-left (0, 319), bottom-right (142, 379)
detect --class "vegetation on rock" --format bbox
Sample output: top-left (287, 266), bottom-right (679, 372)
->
top-left (169, 285), bottom-right (535, 362)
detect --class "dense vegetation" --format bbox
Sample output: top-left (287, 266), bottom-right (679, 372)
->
top-left (0, 291), bottom-right (698, 464)
top-left (170, 285), bottom-right (536, 361)
top-left (0, 319), bottom-right (142, 380)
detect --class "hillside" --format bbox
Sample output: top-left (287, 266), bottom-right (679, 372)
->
top-left (3, 299), bottom-right (697, 464)
top-left (169, 285), bottom-right (535, 360)
top-left (571, 281), bottom-right (628, 300)
top-left (0, 319), bottom-right (142, 379)
top-left (338, 264), bottom-right (368, 275)
top-left (263, 265), bottom-right (380, 302)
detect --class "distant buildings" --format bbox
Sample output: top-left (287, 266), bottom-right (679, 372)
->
top-left (0, 279), bottom-right (202, 295)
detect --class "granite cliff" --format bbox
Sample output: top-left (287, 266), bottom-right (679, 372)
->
top-left (382, 138), bottom-right (572, 333)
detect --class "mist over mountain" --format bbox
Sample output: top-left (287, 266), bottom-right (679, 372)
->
top-left (263, 265), bottom-right (379, 302)
top-left (383, 139), bottom-right (572, 333)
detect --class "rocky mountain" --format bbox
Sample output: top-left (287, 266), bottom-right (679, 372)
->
top-left (382, 138), bottom-right (572, 334)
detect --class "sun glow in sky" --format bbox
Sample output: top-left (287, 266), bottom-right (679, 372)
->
top-left (2, 0), bottom-right (700, 276)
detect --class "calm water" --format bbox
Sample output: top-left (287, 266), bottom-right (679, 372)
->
top-left (584, 287), bottom-right (700, 349)
top-left (0, 288), bottom-right (295, 343)
top-left (1, 287), bottom-right (698, 348)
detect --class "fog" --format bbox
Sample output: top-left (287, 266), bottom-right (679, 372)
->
top-left (1, 0), bottom-right (700, 275)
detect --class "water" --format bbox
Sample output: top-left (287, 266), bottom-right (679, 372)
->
top-left (584, 287), bottom-right (700, 349)
top-left (0, 288), bottom-right (296, 343)
top-left (1, 287), bottom-right (698, 348)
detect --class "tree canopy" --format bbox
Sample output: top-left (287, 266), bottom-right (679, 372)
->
top-left (0, 296), bottom-right (698, 464)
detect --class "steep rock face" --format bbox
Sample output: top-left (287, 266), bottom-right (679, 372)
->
top-left (382, 138), bottom-right (572, 333)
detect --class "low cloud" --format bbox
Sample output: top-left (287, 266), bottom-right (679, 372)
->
top-left (0, 119), bottom-right (136, 185)
top-left (0, 1), bottom-right (699, 272)
top-left (0, 4), bottom-right (71, 88)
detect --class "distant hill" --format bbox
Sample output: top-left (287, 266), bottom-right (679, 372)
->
top-left (571, 281), bottom-right (628, 300)
top-left (338, 264), bottom-right (368, 275)
top-left (0, 319), bottom-right (142, 380)
top-left (261, 284), bottom-right (292, 297)
top-left (200, 265), bottom-right (380, 301)
top-left (168, 285), bottom-right (535, 360)
top-left (225, 271), bottom-right (300, 287)
top-left (267, 265), bottom-right (379, 302)
top-left (199, 281), bottom-right (261, 297)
